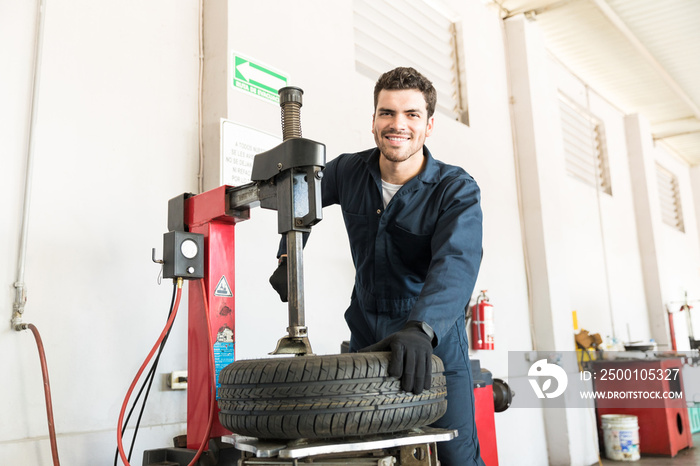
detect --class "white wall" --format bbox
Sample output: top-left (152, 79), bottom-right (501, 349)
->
top-left (1, 0), bottom-right (198, 463)
top-left (693, 166), bottom-right (700, 251)
top-left (554, 60), bottom-right (650, 344)
top-left (653, 144), bottom-right (700, 346)
top-left (626, 114), bottom-right (700, 350)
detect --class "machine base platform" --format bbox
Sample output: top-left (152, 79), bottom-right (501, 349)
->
top-left (222, 427), bottom-right (457, 465)
top-left (143, 437), bottom-right (241, 466)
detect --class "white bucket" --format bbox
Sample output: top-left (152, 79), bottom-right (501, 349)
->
top-left (601, 414), bottom-right (640, 461)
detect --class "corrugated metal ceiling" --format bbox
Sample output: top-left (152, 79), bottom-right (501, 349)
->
top-left (494, 0), bottom-right (700, 165)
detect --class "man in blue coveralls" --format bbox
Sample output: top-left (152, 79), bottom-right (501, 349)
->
top-left (271, 67), bottom-right (484, 465)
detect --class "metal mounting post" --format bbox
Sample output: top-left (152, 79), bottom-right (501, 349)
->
top-left (222, 86), bottom-right (323, 356)
top-left (271, 86), bottom-right (314, 356)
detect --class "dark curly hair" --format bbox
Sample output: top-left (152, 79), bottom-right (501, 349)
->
top-left (373, 67), bottom-right (437, 119)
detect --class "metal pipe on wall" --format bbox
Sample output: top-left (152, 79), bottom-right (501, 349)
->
top-left (13, 0), bottom-right (47, 329)
top-left (11, 4), bottom-right (61, 465)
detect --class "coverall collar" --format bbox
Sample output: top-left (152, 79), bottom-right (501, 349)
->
top-left (364, 146), bottom-right (440, 189)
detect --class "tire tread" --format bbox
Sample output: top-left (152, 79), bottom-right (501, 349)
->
top-left (218, 352), bottom-right (447, 439)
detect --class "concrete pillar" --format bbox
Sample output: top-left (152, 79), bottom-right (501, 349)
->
top-left (625, 114), bottom-right (669, 347)
top-left (691, 165), bottom-right (700, 258)
top-left (201, 0), bottom-right (229, 192)
top-left (505, 14), bottom-right (598, 466)
top-left (504, 15), bottom-right (574, 356)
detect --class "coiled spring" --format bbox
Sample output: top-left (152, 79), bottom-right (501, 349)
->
top-left (279, 87), bottom-right (303, 140)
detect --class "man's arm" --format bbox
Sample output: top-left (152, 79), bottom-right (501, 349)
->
top-left (407, 176), bottom-right (483, 345)
top-left (360, 174), bottom-right (482, 394)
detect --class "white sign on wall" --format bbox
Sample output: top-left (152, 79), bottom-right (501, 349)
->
top-left (220, 119), bottom-right (282, 186)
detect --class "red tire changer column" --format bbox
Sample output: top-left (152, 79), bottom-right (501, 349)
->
top-left (177, 187), bottom-right (250, 449)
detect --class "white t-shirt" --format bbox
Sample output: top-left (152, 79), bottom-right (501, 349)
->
top-left (381, 179), bottom-right (403, 208)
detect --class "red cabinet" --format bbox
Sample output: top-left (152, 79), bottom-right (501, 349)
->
top-left (591, 358), bottom-right (692, 457)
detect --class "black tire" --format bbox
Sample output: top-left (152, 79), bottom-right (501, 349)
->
top-left (217, 352), bottom-right (447, 440)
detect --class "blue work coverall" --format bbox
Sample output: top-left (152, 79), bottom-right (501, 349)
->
top-left (321, 146), bottom-right (484, 465)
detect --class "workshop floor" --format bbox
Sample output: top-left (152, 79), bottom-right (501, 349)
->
top-left (597, 432), bottom-right (700, 465)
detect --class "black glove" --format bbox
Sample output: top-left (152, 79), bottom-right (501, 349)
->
top-left (359, 321), bottom-right (434, 394)
top-left (269, 257), bottom-right (288, 302)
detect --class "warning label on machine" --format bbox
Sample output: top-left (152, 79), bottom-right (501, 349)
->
top-left (214, 276), bottom-right (233, 297)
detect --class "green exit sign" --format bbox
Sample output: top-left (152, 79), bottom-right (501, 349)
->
top-left (232, 53), bottom-right (288, 104)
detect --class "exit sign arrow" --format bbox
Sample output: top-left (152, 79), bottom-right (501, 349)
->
top-left (232, 53), bottom-right (288, 104)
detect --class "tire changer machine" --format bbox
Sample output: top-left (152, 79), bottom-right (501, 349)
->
top-left (141, 87), bottom-right (501, 466)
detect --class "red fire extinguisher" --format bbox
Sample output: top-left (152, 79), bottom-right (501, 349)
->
top-left (471, 290), bottom-right (494, 350)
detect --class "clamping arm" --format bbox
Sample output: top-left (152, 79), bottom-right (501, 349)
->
top-left (225, 87), bottom-right (325, 356)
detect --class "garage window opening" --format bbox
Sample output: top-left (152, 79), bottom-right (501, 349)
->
top-left (353, 0), bottom-right (469, 125)
top-left (656, 164), bottom-right (685, 233)
top-left (559, 93), bottom-right (612, 195)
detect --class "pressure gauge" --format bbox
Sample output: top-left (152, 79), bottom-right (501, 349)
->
top-left (162, 231), bottom-right (204, 279)
top-left (180, 238), bottom-right (199, 259)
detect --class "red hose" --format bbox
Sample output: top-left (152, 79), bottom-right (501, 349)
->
top-left (117, 283), bottom-right (183, 465)
top-left (117, 278), bottom-right (217, 465)
top-left (27, 323), bottom-right (61, 466)
top-left (190, 278), bottom-right (217, 463)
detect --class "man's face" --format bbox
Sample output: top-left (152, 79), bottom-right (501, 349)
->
top-left (372, 89), bottom-right (434, 164)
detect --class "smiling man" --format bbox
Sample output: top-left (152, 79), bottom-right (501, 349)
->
top-left (271, 67), bottom-right (484, 465)
top-left (373, 86), bottom-right (433, 171)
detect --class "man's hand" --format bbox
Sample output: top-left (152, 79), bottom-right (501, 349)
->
top-left (269, 256), bottom-right (288, 302)
top-left (359, 322), bottom-right (434, 394)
